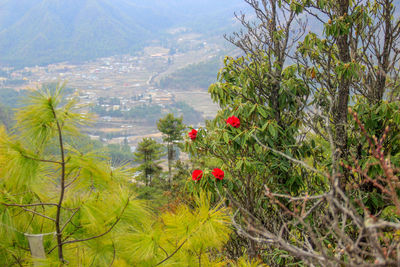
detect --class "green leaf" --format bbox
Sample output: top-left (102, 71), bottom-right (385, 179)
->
top-left (257, 106), bottom-right (268, 118)
top-left (237, 160), bottom-right (244, 170)
top-left (249, 104), bottom-right (258, 115)
top-left (223, 132), bottom-right (230, 144)
top-left (261, 122), bottom-right (269, 131)
top-left (268, 124), bottom-right (277, 138)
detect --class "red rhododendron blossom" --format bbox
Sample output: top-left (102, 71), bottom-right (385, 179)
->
top-left (226, 116), bottom-right (240, 128)
top-left (192, 170), bottom-right (203, 181)
top-left (188, 129), bottom-right (198, 140)
top-left (212, 168), bottom-right (224, 180)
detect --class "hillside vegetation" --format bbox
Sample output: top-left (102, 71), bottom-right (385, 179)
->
top-left (1, 0), bottom-right (400, 266)
top-left (158, 57), bottom-right (222, 90)
top-left (0, 0), bottom-right (246, 67)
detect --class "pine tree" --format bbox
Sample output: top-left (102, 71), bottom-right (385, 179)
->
top-left (157, 113), bottom-right (185, 186)
top-left (0, 83), bottom-right (145, 265)
top-left (134, 138), bottom-right (165, 186)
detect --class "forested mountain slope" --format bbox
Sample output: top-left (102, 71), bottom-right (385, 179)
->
top-left (0, 0), bottom-right (246, 67)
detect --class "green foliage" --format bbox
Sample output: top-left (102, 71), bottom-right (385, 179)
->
top-left (347, 99), bottom-right (400, 212)
top-left (228, 255), bottom-right (267, 266)
top-left (157, 113), bottom-right (185, 144)
top-left (119, 192), bottom-right (232, 266)
top-left (172, 159), bottom-right (191, 184)
top-left (169, 101), bottom-right (204, 124)
top-left (185, 0), bottom-right (400, 264)
top-left (0, 83), bottom-right (145, 265)
top-left (107, 142), bottom-right (133, 166)
top-left (157, 113), bottom-right (186, 185)
top-left (195, 53), bottom-right (318, 193)
top-left (91, 103), bottom-right (163, 124)
top-left (134, 138), bottom-right (165, 186)
top-left (124, 104), bottom-right (163, 123)
top-left (185, 52), bottom-right (324, 263)
top-left (91, 101), bottom-right (204, 125)
top-left (159, 57), bottom-right (222, 90)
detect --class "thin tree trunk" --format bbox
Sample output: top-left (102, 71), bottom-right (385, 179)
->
top-left (51, 106), bottom-right (66, 263)
top-left (333, 0), bottom-right (351, 187)
top-left (168, 143), bottom-right (172, 187)
top-left (372, 0), bottom-right (391, 103)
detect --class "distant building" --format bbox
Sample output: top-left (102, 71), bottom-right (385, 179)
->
top-left (88, 135), bottom-right (100, 140)
top-left (101, 116), bottom-right (112, 122)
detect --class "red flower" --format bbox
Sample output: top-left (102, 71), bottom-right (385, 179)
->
top-left (188, 129), bottom-right (198, 140)
top-left (192, 170), bottom-right (203, 181)
top-left (212, 168), bottom-right (224, 180)
top-left (226, 116), bottom-right (240, 128)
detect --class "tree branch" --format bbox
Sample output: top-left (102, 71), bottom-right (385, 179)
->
top-left (61, 198), bottom-right (129, 246)
top-left (155, 240), bottom-right (187, 266)
top-left (1, 202), bottom-right (58, 208)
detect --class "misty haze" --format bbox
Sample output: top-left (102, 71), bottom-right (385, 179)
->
top-left (0, 0), bottom-right (247, 149)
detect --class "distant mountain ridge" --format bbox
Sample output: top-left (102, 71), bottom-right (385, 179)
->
top-left (0, 0), bottom-right (246, 67)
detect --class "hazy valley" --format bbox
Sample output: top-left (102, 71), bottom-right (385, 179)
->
top-left (0, 0), bottom-right (245, 149)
